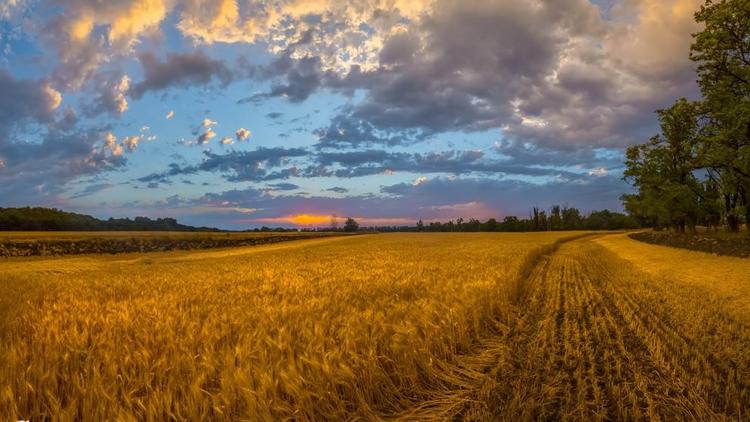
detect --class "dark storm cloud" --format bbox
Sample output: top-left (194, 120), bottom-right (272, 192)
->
top-left (131, 51), bottom-right (233, 99)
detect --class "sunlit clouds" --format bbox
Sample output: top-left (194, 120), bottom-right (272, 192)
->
top-left (0, 0), bottom-right (705, 227)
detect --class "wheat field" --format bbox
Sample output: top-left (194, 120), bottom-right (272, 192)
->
top-left (1, 232), bottom-right (749, 420)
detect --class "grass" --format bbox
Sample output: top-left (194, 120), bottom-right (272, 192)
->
top-left (2, 231), bottom-right (748, 420)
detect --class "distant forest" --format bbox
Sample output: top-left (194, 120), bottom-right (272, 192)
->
top-left (623, 1), bottom-right (750, 233)
top-left (0, 206), bottom-right (638, 232)
top-left (0, 207), bottom-right (219, 232)
top-left (371, 207), bottom-right (639, 232)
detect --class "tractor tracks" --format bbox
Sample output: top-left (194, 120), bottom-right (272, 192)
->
top-left (479, 236), bottom-right (738, 421)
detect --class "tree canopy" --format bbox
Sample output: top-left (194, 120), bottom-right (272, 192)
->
top-left (623, 0), bottom-right (750, 233)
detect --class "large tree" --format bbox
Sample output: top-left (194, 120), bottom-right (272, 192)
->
top-left (624, 99), bottom-right (704, 232)
top-left (691, 0), bottom-right (750, 230)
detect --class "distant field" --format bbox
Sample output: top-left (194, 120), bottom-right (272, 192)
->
top-left (0, 231), bottom-right (327, 240)
top-left (0, 231), bottom-right (343, 257)
top-left (1, 232), bottom-right (749, 420)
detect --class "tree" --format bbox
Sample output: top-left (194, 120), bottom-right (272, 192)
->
top-left (550, 205), bottom-right (562, 231)
top-left (623, 99), bottom-right (704, 232)
top-left (561, 207), bottom-right (582, 230)
top-left (330, 214), bottom-right (340, 231)
top-left (416, 219), bottom-right (424, 231)
top-left (691, 0), bottom-right (750, 231)
top-left (343, 218), bottom-right (359, 232)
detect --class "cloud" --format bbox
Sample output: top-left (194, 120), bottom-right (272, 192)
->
top-left (130, 51), bottom-right (232, 98)
top-left (0, 70), bottom-right (61, 131)
top-left (220, 136), bottom-right (233, 146)
top-left (87, 74), bottom-right (130, 116)
top-left (266, 182), bottom-right (299, 191)
top-left (197, 128), bottom-right (216, 145)
top-left (588, 167), bottom-right (608, 177)
top-left (177, 0), bottom-right (431, 73)
top-left (0, 127), bottom-right (126, 205)
top-left (103, 132), bottom-right (124, 157)
top-left (129, 173), bottom-right (628, 229)
top-left (413, 176), bottom-right (428, 186)
top-left (247, 55), bottom-right (323, 103)
top-left (136, 147), bottom-right (309, 184)
top-left (300, 0), bottom-right (702, 150)
top-left (313, 113), bottom-right (420, 149)
top-left (235, 127), bottom-right (251, 141)
top-left (313, 149), bottom-right (583, 179)
top-left (41, 0), bottom-right (169, 90)
top-left (326, 186), bottom-right (348, 193)
top-left (70, 182), bottom-right (113, 198)
top-left (122, 135), bottom-right (141, 151)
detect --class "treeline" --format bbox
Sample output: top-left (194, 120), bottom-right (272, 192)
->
top-left (367, 207), bottom-right (639, 232)
top-left (623, 0), bottom-right (750, 233)
top-left (0, 207), bottom-right (218, 231)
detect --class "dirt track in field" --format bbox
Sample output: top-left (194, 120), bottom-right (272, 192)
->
top-left (444, 235), bottom-right (750, 421)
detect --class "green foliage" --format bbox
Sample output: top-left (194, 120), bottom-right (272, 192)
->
top-left (0, 207), bottom-right (217, 231)
top-left (624, 0), bottom-right (750, 233)
top-left (343, 218), bottom-right (359, 232)
top-left (399, 206), bottom-right (638, 232)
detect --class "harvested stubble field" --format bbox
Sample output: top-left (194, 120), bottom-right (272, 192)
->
top-left (0, 231), bottom-right (342, 257)
top-left (1, 232), bottom-right (749, 420)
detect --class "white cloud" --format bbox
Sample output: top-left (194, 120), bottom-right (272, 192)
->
top-left (220, 136), bottom-right (233, 146)
top-left (41, 82), bottom-right (62, 112)
top-left (103, 132), bottom-right (124, 157)
top-left (197, 128), bottom-right (216, 144)
top-left (588, 167), bottom-right (608, 177)
top-left (413, 176), bottom-right (428, 186)
top-left (122, 135), bottom-right (141, 151)
top-left (235, 127), bottom-right (251, 141)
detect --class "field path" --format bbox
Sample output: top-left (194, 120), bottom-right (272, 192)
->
top-left (452, 235), bottom-right (748, 421)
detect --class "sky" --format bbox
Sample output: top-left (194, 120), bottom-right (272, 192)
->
top-left (0, 0), bottom-right (703, 229)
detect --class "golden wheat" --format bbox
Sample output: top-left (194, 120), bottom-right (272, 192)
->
top-left (0, 232), bottom-right (573, 420)
top-left (3, 232), bottom-right (749, 421)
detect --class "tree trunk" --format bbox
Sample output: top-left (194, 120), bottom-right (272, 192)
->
top-left (725, 194), bottom-right (740, 232)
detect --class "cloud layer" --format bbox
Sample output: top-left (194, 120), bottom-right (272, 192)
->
top-left (0, 0), bottom-right (703, 226)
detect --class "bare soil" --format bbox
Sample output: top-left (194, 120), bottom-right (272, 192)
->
top-left (630, 231), bottom-right (750, 258)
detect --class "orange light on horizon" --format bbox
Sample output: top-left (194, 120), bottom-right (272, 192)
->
top-left (255, 214), bottom-right (333, 226)
top-left (252, 214), bottom-right (419, 227)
